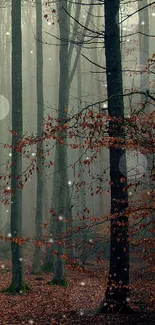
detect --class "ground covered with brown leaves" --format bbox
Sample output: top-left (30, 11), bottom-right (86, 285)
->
top-left (0, 259), bottom-right (154, 325)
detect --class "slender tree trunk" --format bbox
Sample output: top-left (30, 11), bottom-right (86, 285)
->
top-left (77, 57), bottom-right (87, 267)
top-left (5, 0), bottom-right (28, 293)
top-left (44, 0), bottom-right (92, 277)
top-left (138, 1), bottom-right (153, 192)
top-left (48, 0), bottom-right (69, 286)
top-left (98, 0), bottom-right (129, 312)
top-left (31, 0), bottom-right (44, 274)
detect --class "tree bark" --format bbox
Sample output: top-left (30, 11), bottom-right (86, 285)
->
top-left (31, 0), bottom-right (44, 274)
top-left (6, 0), bottom-right (28, 293)
top-left (98, 0), bottom-right (129, 312)
top-left (50, 0), bottom-right (69, 286)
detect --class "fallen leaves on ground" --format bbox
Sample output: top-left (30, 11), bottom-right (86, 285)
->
top-left (0, 259), bottom-right (154, 324)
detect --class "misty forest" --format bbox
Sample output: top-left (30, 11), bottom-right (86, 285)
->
top-left (0, 0), bottom-right (154, 324)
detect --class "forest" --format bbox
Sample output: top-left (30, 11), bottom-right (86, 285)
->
top-left (0, 0), bottom-right (154, 324)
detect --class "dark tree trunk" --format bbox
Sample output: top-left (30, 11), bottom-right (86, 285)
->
top-left (31, 0), bottom-right (44, 274)
top-left (5, 0), bottom-right (29, 293)
top-left (98, 0), bottom-right (129, 312)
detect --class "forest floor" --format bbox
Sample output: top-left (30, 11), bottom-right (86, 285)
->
top-left (0, 258), bottom-right (154, 325)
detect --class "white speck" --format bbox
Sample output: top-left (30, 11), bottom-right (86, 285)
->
top-left (7, 186), bottom-right (11, 190)
top-left (129, 191), bottom-right (132, 196)
top-left (127, 39), bottom-right (130, 42)
top-left (48, 21), bottom-right (51, 25)
top-left (19, 258), bottom-right (23, 262)
top-left (117, 257), bottom-right (120, 259)
top-left (58, 215), bottom-right (63, 221)
top-left (80, 281), bottom-right (85, 286)
top-left (126, 297), bottom-right (130, 302)
top-left (20, 290), bottom-right (23, 294)
top-left (6, 31), bottom-right (9, 35)
top-left (31, 152), bottom-right (36, 157)
top-left (141, 21), bottom-right (145, 25)
top-left (63, 314), bottom-right (66, 318)
top-left (152, 12), bottom-right (155, 17)
top-left (48, 238), bottom-right (54, 243)
top-left (124, 268), bottom-right (127, 271)
top-left (147, 191), bottom-right (150, 195)
top-left (1, 264), bottom-right (5, 269)
top-left (114, 273), bottom-right (116, 276)
top-left (30, 50), bottom-right (33, 54)
top-left (68, 180), bottom-right (72, 186)
top-left (49, 58), bottom-right (51, 61)
top-left (28, 179), bottom-right (31, 181)
top-left (29, 320), bottom-right (34, 325)
top-left (105, 83), bottom-right (107, 87)
top-left (80, 311), bottom-right (84, 315)
top-left (6, 210), bottom-right (9, 213)
top-left (89, 239), bottom-right (92, 243)
top-left (127, 114), bottom-right (131, 118)
top-left (9, 153), bottom-right (12, 157)
top-left (86, 156), bottom-right (90, 160)
top-left (11, 201), bottom-right (13, 204)
top-left (103, 103), bottom-right (108, 108)
top-left (7, 233), bottom-right (12, 237)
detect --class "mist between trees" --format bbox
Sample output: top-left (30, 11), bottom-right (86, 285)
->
top-left (0, 0), bottom-right (154, 318)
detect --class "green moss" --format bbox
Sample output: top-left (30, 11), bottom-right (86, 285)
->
top-left (47, 278), bottom-right (67, 287)
top-left (1, 282), bottom-right (31, 295)
top-left (41, 262), bottom-right (54, 273)
top-left (31, 270), bottom-right (42, 275)
top-left (35, 277), bottom-right (44, 281)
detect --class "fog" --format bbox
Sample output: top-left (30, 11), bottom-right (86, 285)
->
top-left (0, 0), bottom-right (154, 264)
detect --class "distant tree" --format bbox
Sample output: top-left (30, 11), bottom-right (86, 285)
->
top-left (43, 0), bottom-right (94, 277)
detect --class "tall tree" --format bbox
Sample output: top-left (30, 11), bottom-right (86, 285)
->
top-left (48, 0), bottom-right (69, 286)
top-left (138, 0), bottom-right (153, 192)
top-left (43, 0), bottom-right (93, 275)
top-left (98, 0), bottom-right (130, 312)
top-left (5, 0), bottom-right (28, 293)
top-left (77, 57), bottom-right (87, 266)
top-left (31, 0), bottom-right (44, 274)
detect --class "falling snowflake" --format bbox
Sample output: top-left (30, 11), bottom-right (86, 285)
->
top-left (48, 238), bottom-right (54, 243)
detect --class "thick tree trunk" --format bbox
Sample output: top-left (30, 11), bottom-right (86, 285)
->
top-left (6, 0), bottom-right (28, 293)
top-left (31, 0), bottom-right (44, 274)
top-left (98, 0), bottom-right (129, 312)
